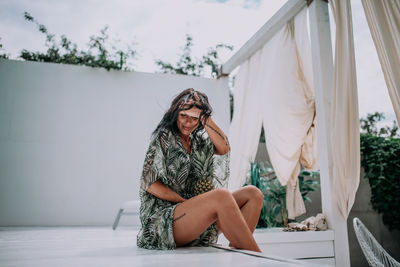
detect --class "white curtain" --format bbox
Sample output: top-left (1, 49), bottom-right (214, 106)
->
top-left (329, 0), bottom-right (360, 219)
top-left (361, 0), bottom-right (400, 124)
top-left (228, 50), bottom-right (263, 191)
top-left (228, 8), bottom-right (318, 219)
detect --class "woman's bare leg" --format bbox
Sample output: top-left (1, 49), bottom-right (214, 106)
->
top-left (173, 188), bottom-right (261, 252)
top-left (231, 185), bottom-right (264, 233)
top-left (217, 185), bottom-right (263, 247)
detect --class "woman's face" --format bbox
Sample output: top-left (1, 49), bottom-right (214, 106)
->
top-left (177, 106), bottom-right (201, 137)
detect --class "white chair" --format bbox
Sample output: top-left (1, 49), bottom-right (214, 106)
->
top-left (353, 217), bottom-right (400, 267)
top-left (112, 200), bottom-right (140, 230)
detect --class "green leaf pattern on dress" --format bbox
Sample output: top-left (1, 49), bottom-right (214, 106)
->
top-left (137, 128), bottom-right (229, 250)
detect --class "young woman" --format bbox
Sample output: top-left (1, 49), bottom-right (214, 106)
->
top-left (137, 88), bottom-right (263, 252)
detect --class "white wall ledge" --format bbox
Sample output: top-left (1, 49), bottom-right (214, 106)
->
top-left (253, 228), bottom-right (334, 243)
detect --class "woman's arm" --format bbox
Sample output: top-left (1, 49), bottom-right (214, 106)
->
top-left (192, 92), bottom-right (229, 155)
top-left (147, 181), bottom-right (186, 203)
top-left (203, 117), bottom-right (230, 155)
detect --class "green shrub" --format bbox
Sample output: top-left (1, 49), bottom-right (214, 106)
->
top-left (19, 12), bottom-right (137, 71)
top-left (0, 38), bottom-right (9, 59)
top-left (360, 112), bottom-right (400, 231)
top-left (361, 134), bottom-right (400, 230)
top-left (155, 34), bottom-right (233, 78)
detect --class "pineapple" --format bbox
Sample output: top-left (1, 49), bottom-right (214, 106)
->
top-left (190, 143), bottom-right (216, 196)
top-left (193, 177), bottom-right (215, 196)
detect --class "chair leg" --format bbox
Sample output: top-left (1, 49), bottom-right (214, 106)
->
top-left (112, 209), bottom-right (124, 230)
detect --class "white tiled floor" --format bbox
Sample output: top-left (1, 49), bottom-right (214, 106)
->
top-left (0, 227), bottom-right (326, 267)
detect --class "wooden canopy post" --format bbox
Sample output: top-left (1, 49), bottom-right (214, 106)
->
top-left (309, 0), bottom-right (351, 266)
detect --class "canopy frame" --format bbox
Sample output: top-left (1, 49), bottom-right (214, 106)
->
top-left (220, 1), bottom-right (351, 266)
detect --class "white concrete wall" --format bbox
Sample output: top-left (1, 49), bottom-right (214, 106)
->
top-left (0, 59), bottom-right (230, 226)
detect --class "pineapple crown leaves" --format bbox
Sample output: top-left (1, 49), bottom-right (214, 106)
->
top-left (191, 149), bottom-right (214, 179)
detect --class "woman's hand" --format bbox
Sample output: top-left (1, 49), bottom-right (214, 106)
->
top-left (192, 92), bottom-right (211, 126)
top-left (192, 92), bottom-right (229, 155)
top-left (147, 181), bottom-right (186, 203)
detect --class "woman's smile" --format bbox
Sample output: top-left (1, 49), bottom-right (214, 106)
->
top-left (177, 107), bottom-right (201, 136)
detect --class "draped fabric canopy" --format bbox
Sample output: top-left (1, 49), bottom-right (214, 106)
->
top-left (228, 8), bottom-right (318, 219)
top-left (361, 0), bottom-right (400, 124)
top-left (329, 0), bottom-right (360, 219)
top-left (228, 0), bottom-right (399, 221)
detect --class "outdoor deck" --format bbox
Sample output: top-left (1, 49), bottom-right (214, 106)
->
top-left (0, 227), bottom-right (333, 266)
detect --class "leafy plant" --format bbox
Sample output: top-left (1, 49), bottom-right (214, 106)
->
top-left (0, 38), bottom-right (9, 59)
top-left (19, 12), bottom-right (137, 71)
top-left (360, 112), bottom-right (400, 231)
top-left (258, 172), bottom-right (287, 228)
top-left (155, 34), bottom-right (233, 78)
top-left (245, 162), bottom-right (320, 228)
top-left (360, 112), bottom-right (399, 138)
top-left (298, 170), bottom-right (320, 203)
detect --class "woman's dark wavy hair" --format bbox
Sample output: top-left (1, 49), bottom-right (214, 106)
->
top-left (153, 88), bottom-right (212, 139)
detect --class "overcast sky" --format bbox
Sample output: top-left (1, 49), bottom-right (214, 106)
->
top-left (0, 0), bottom-right (396, 123)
